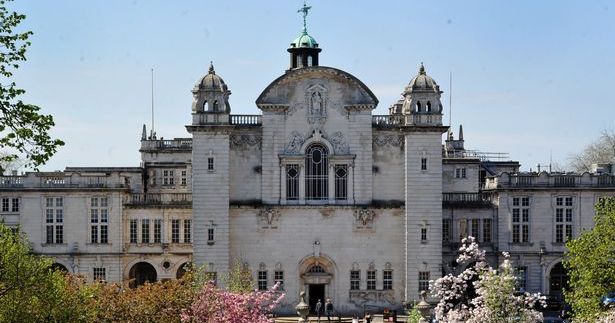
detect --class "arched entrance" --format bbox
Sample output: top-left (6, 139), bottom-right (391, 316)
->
top-left (129, 262), bottom-right (157, 287)
top-left (549, 262), bottom-right (568, 300)
top-left (299, 256), bottom-right (335, 314)
top-left (176, 262), bottom-right (189, 279)
top-left (50, 263), bottom-right (68, 273)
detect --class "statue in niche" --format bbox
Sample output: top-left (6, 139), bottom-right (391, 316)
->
top-left (305, 84), bottom-right (328, 129)
top-left (310, 92), bottom-right (325, 116)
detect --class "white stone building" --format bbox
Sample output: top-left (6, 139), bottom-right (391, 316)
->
top-left (1, 8), bottom-right (615, 315)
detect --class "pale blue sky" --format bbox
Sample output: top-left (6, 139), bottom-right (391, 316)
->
top-left (10, 0), bottom-right (615, 171)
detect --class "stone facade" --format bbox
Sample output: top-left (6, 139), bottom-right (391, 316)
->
top-left (1, 17), bottom-right (615, 316)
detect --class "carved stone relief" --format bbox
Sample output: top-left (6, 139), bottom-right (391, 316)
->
top-left (284, 131), bottom-right (306, 154)
top-left (354, 209), bottom-right (376, 230)
top-left (329, 132), bottom-right (349, 154)
top-left (230, 133), bottom-right (262, 149)
top-left (373, 134), bottom-right (404, 148)
top-left (257, 207), bottom-right (281, 229)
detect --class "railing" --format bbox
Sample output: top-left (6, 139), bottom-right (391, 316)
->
top-left (230, 114), bottom-right (262, 126)
top-left (444, 149), bottom-right (511, 161)
top-left (0, 175), bottom-right (125, 189)
top-left (0, 176), bottom-right (23, 188)
top-left (124, 193), bottom-right (192, 206)
top-left (485, 173), bottom-right (615, 189)
top-left (442, 193), bottom-right (494, 207)
top-left (141, 139), bottom-right (192, 151)
top-left (372, 115), bottom-right (405, 127)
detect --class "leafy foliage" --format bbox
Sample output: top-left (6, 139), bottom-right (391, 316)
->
top-left (568, 129), bottom-right (615, 172)
top-left (431, 236), bottom-right (544, 323)
top-left (564, 197), bottom-right (615, 322)
top-left (224, 259), bottom-right (255, 294)
top-left (0, 0), bottom-right (63, 169)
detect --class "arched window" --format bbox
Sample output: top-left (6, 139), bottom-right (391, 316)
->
top-left (212, 100), bottom-right (219, 112)
top-left (203, 100), bottom-right (208, 111)
top-left (307, 55), bottom-right (313, 67)
top-left (305, 143), bottom-right (328, 200)
top-left (308, 265), bottom-right (326, 273)
top-left (416, 101), bottom-right (422, 112)
top-left (426, 101), bottom-right (432, 112)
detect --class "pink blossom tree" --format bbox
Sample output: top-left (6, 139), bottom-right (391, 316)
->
top-left (181, 282), bottom-right (284, 323)
top-left (431, 236), bottom-right (545, 323)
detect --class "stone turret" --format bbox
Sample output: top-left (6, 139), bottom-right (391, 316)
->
top-left (191, 63), bottom-right (231, 125)
top-left (400, 63), bottom-right (444, 126)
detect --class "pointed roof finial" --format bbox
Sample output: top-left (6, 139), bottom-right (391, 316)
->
top-left (208, 61), bottom-right (215, 74)
top-left (419, 62), bottom-right (426, 75)
top-left (298, 0), bottom-right (312, 33)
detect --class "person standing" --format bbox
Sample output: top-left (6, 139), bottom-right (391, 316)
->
top-left (325, 298), bottom-right (334, 322)
top-left (315, 299), bottom-right (323, 322)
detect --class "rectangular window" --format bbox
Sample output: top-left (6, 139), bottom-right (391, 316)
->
top-left (383, 270), bottom-right (393, 290)
top-left (421, 227), bottom-right (428, 242)
top-left (512, 197), bottom-right (530, 243)
top-left (334, 165), bottom-right (348, 200)
top-left (442, 219), bottom-right (451, 242)
top-left (421, 158), bottom-right (427, 171)
top-left (471, 219), bottom-right (480, 239)
top-left (483, 219), bottom-right (492, 243)
top-left (154, 219), bottom-right (162, 243)
top-left (258, 270), bottom-right (267, 291)
top-left (208, 157), bottom-right (214, 171)
top-left (418, 271), bottom-right (430, 291)
top-left (45, 197), bottom-right (63, 244)
top-left (350, 270), bottom-right (360, 290)
top-left (93, 267), bottom-right (106, 281)
top-left (462, 168), bottom-right (466, 178)
top-left (455, 168), bottom-right (467, 178)
top-left (286, 164), bottom-right (299, 201)
top-left (515, 266), bottom-right (527, 291)
top-left (172, 219), bottom-right (180, 243)
top-left (207, 228), bottom-right (214, 242)
top-left (555, 196), bottom-right (574, 243)
top-left (141, 219), bottom-right (150, 243)
top-left (181, 170), bottom-right (187, 186)
top-left (11, 198), bottom-right (19, 212)
top-left (2, 198), bottom-right (9, 212)
top-left (130, 219), bottom-right (138, 243)
top-left (274, 270), bottom-right (284, 289)
top-left (162, 170), bottom-right (175, 186)
top-left (459, 219), bottom-right (467, 240)
top-left (90, 197), bottom-right (109, 244)
top-left (366, 270), bottom-right (376, 290)
top-left (184, 219), bottom-right (191, 243)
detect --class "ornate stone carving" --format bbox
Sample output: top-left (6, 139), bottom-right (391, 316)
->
top-left (373, 134), bottom-right (404, 148)
top-left (230, 133), bottom-right (262, 149)
top-left (354, 209), bottom-right (375, 229)
top-left (348, 290), bottom-right (396, 306)
top-left (305, 84), bottom-right (328, 129)
top-left (329, 131), bottom-right (349, 154)
top-left (258, 207), bottom-right (280, 229)
top-left (284, 131), bottom-right (306, 154)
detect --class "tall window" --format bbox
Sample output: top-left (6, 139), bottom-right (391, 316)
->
top-left (130, 219), bottom-right (138, 243)
top-left (181, 170), bottom-right (187, 186)
top-left (334, 165), bottom-right (348, 200)
top-left (366, 270), bottom-right (376, 290)
top-left (154, 219), bottom-right (162, 243)
top-left (459, 219), bottom-right (468, 240)
top-left (93, 267), bottom-right (106, 281)
top-left (383, 270), bottom-right (393, 290)
top-left (258, 270), bottom-right (267, 291)
top-left (350, 270), bottom-right (360, 290)
top-left (442, 219), bottom-right (451, 242)
top-left (274, 270), bottom-right (284, 290)
top-left (305, 144), bottom-right (328, 200)
top-left (207, 228), bottom-right (215, 242)
top-left (470, 219), bottom-right (480, 239)
top-left (512, 197), bottom-right (530, 243)
top-left (421, 158), bottom-right (427, 171)
top-left (421, 227), bottom-right (428, 242)
top-left (163, 170), bottom-right (174, 186)
top-left (418, 271), bottom-right (430, 291)
top-left (141, 219), bottom-right (150, 243)
top-left (90, 197), bottom-right (108, 244)
top-left (555, 197), bottom-right (573, 243)
top-left (183, 219), bottom-right (192, 243)
top-left (172, 219), bottom-right (180, 243)
top-left (208, 157), bottom-right (215, 171)
top-left (45, 197), bottom-right (63, 244)
top-left (286, 164), bottom-right (299, 200)
top-left (515, 266), bottom-right (527, 291)
top-left (483, 218), bottom-right (492, 243)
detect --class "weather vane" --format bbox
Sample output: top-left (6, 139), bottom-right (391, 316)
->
top-left (297, 0), bottom-right (312, 32)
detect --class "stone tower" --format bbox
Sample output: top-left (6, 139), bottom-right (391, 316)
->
top-left (400, 64), bottom-right (447, 301)
top-left (187, 63), bottom-right (232, 280)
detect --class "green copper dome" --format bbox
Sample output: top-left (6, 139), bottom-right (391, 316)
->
top-left (290, 30), bottom-right (319, 49)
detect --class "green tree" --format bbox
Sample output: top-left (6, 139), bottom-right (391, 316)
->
top-left (0, 0), bottom-right (63, 169)
top-left (564, 197), bottom-right (615, 322)
top-left (224, 259), bottom-right (254, 293)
